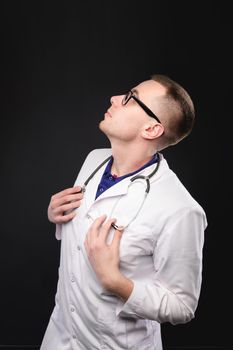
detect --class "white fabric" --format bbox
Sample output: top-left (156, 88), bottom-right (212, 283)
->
top-left (40, 148), bottom-right (207, 350)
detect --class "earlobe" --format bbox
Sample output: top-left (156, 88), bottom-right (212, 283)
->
top-left (142, 123), bottom-right (164, 140)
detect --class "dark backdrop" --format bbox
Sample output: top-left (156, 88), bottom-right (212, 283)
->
top-left (1, 1), bottom-right (232, 349)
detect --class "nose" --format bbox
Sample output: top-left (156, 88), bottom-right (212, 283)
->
top-left (110, 94), bottom-right (124, 106)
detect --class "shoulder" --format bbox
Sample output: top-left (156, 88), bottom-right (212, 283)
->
top-left (83, 148), bottom-right (112, 164)
top-left (151, 153), bottom-right (207, 223)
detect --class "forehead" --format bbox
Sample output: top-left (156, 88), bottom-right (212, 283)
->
top-left (133, 80), bottom-right (167, 100)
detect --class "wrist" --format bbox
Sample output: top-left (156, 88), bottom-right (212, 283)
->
top-left (102, 272), bottom-right (134, 300)
top-left (101, 271), bottom-right (121, 290)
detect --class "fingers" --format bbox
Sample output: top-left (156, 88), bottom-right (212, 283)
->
top-left (85, 215), bottom-right (124, 270)
top-left (85, 215), bottom-right (107, 247)
top-left (51, 186), bottom-right (83, 200)
top-left (51, 190), bottom-right (84, 208)
top-left (87, 215), bottom-right (107, 238)
top-left (87, 215), bottom-right (123, 245)
top-left (54, 210), bottom-right (77, 224)
top-left (51, 194), bottom-right (83, 213)
top-left (99, 218), bottom-right (117, 243)
top-left (48, 185), bottom-right (84, 224)
top-left (112, 228), bottom-right (124, 250)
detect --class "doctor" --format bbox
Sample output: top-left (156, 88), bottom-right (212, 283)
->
top-left (40, 74), bottom-right (207, 349)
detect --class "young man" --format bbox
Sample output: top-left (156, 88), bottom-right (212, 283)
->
top-left (40, 75), bottom-right (207, 349)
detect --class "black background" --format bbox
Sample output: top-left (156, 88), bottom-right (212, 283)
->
top-left (1, 1), bottom-right (232, 349)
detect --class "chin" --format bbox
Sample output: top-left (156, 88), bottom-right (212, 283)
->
top-left (99, 120), bottom-right (104, 130)
top-left (99, 120), bottom-right (108, 134)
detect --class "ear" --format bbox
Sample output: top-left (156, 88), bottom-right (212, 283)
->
top-left (141, 122), bottom-right (164, 140)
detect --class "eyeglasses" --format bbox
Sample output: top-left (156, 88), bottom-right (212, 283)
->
top-left (122, 90), bottom-right (162, 124)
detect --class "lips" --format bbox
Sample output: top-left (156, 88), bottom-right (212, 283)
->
top-left (106, 110), bottom-right (112, 117)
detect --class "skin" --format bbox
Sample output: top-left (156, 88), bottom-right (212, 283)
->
top-left (48, 185), bottom-right (84, 224)
top-left (48, 79), bottom-right (166, 300)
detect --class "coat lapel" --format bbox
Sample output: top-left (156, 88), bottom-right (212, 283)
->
top-left (82, 152), bottom-right (169, 221)
top-left (82, 171), bottom-right (131, 217)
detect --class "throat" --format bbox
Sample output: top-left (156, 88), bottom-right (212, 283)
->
top-left (111, 155), bottom-right (155, 178)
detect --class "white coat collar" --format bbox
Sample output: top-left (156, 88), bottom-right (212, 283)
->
top-left (82, 152), bottom-right (169, 217)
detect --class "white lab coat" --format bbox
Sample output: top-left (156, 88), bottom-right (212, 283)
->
top-left (40, 148), bottom-right (207, 350)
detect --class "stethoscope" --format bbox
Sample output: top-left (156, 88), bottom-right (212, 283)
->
top-left (79, 153), bottom-right (161, 230)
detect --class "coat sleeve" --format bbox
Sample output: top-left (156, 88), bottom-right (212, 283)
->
top-left (116, 207), bottom-right (207, 325)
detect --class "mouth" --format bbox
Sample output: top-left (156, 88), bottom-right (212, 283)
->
top-left (105, 110), bottom-right (112, 117)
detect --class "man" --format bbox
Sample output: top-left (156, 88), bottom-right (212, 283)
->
top-left (40, 74), bottom-right (207, 349)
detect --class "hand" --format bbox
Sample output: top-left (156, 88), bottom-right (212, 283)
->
top-left (85, 215), bottom-right (133, 299)
top-left (47, 186), bottom-right (84, 224)
top-left (85, 215), bottom-right (122, 287)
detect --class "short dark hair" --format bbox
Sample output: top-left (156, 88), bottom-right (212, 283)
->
top-left (151, 74), bottom-right (195, 149)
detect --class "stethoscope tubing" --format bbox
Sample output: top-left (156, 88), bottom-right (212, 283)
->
top-left (79, 153), bottom-right (161, 230)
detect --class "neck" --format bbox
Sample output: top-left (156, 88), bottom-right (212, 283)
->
top-left (110, 142), bottom-right (157, 177)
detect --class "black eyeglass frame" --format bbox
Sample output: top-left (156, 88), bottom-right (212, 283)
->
top-left (122, 90), bottom-right (162, 124)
